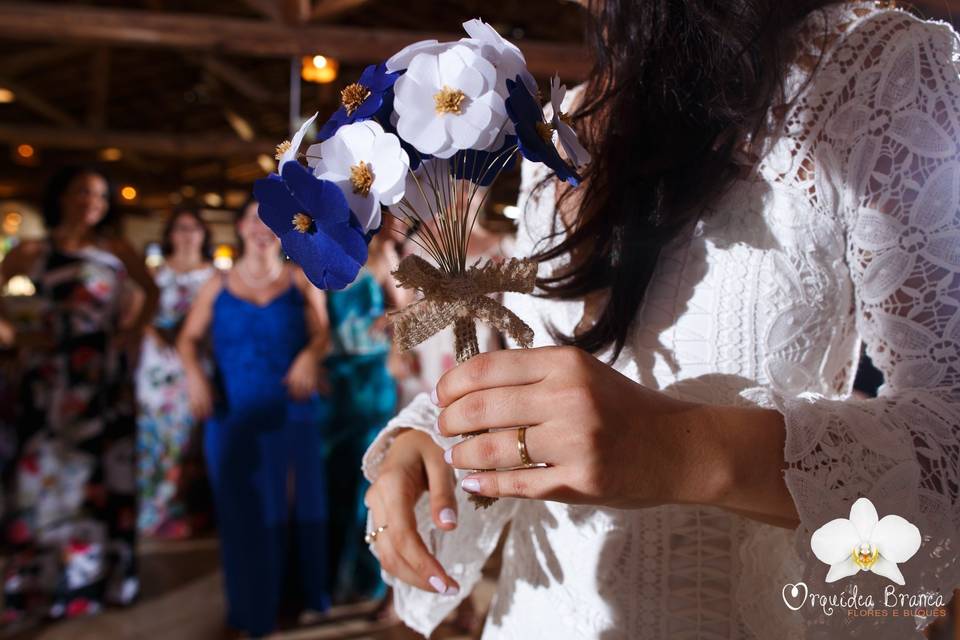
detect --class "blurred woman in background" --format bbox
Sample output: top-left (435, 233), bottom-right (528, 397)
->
top-left (324, 223), bottom-right (405, 605)
top-left (135, 209), bottom-right (215, 539)
top-left (178, 198), bottom-right (332, 636)
top-left (0, 165), bottom-right (158, 625)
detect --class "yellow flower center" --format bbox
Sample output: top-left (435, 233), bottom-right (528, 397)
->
top-left (341, 82), bottom-right (371, 116)
top-left (292, 212), bottom-right (314, 233)
top-left (536, 121), bottom-right (554, 142)
top-left (434, 86), bottom-right (466, 115)
top-left (852, 543), bottom-right (880, 570)
top-left (350, 161), bottom-right (375, 196)
top-left (275, 140), bottom-right (292, 161)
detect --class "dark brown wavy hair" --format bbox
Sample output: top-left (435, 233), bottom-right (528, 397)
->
top-left (536, 0), bottom-right (843, 360)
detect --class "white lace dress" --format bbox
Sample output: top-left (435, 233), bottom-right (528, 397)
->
top-left (362, 5), bottom-right (960, 638)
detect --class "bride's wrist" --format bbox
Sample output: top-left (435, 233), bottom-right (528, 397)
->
top-left (692, 404), bottom-right (798, 523)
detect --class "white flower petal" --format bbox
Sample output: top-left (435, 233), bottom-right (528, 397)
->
top-left (849, 498), bottom-right (879, 540)
top-left (811, 517), bottom-right (861, 565)
top-left (448, 110), bottom-right (486, 148)
top-left (343, 186), bottom-right (380, 233)
top-left (438, 47), bottom-right (469, 81)
top-left (871, 514), bottom-right (922, 563)
top-left (555, 119), bottom-right (591, 168)
top-left (454, 65), bottom-right (486, 99)
top-left (550, 75), bottom-right (566, 116)
top-left (825, 557), bottom-right (860, 583)
top-left (406, 52), bottom-right (443, 89)
top-left (869, 556), bottom-right (905, 585)
top-left (337, 120), bottom-right (381, 159)
top-left (280, 112), bottom-right (318, 168)
top-left (408, 116), bottom-right (450, 157)
top-left (387, 39), bottom-right (442, 73)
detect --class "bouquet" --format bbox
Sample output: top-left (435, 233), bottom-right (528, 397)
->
top-left (254, 18), bottom-right (590, 505)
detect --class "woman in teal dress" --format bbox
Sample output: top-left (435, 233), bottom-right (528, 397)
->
top-left (324, 233), bottom-right (403, 603)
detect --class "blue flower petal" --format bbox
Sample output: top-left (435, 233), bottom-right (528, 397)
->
top-left (280, 226), bottom-right (363, 290)
top-left (280, 162), bottom-right (351, 226)
top-left (505, 77), bottom-right (580, 186)
top-left (253, 173), bottom-right (300, 237)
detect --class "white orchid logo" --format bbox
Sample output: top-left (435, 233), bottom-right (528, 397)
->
top-left (810, 497), bottom-right (921, 586)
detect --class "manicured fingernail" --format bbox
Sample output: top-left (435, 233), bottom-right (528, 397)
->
top-left (461, 478), bottom-right (481, 494)
top-left (444, 584), bottom-right (460, 596)
top-left (430, 387), bottom-right (440, 406)
top-left (439, 508), bottom-right (457, 525)
top-left (443, 447), bottom-right (453, 465)
top-left (428, 576), bottom-right (447, 594)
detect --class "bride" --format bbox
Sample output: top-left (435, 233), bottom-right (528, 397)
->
top-left (362, 1), bottom-right (960, 637)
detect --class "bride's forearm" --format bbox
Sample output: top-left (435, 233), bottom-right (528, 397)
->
top-left (687, 404), bottom-right (800, 528)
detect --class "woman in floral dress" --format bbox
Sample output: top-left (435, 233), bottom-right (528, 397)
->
top-left (135, 210), bottom-right (214, 538)
top-left (0, 166), bottom-right (158, 626)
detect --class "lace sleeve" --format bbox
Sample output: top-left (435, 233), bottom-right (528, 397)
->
top-left (740, 13), bottom-right (960, 638)
top-left (362, 397), bottom-right (518, 637)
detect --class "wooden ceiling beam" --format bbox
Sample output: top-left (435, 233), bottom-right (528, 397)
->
top-left (241, 0), bottom-right (283, 21)
top-left (0, 76), bottom-right (78, 127)
top-left (0, 2), bottom-right (591, 79)
top-left (87, 48), bottom-right (110, 129)
top-left (0, 124), bottom-right (276, 157)
top-left (0, 46), bottom-right (80, 78)
top-left (196, 55), bottom-right (275, 103)
top-left (283, 0), bottom-right (312, 24)
top-left (310, 0), bottom-right (368, 22)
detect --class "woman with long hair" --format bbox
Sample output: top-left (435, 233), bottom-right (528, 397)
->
top-left (177, 198), bottom-right (332, 636)
top-left (135, 209), bottom-right (215, 538)
top-left (0, 165), bottom-right (158, 625)
top-left (361, 2), bottom-right (960, 638)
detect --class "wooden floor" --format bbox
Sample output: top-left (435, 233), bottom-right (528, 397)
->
top-left (4, 537), bottom-right (489, 640)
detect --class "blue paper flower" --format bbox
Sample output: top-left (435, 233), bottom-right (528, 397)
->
top-left (317, 63), bottom-right (400, 141)
top-left (253, 162), bottom-right (369, 290)
top-left (504, 76), bottom-right (581, 186)
top-left (452, 135), bottom-right (518, 186)
top-left (315, 63), bottom-right (429, 170)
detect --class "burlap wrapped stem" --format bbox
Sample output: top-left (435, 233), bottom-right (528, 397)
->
top-left (389, 253), bottom-right (538, 508)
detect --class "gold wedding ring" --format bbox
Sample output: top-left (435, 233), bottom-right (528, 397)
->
top-left (364, 524), bottom-right (388, 545)
top-left (517, 426), bottom-right (534, 467)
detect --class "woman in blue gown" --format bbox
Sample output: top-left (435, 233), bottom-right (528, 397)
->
top-left (177, 199), bottom-right (332, 636)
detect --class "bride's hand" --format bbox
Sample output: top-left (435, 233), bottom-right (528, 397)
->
top-left (436, 346), bottom-right (736, 509)
top-left (364, 429), bottom-right (462, 596)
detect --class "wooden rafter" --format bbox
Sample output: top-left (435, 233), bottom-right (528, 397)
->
top-left (0, 124), bottom-right (275, 157)
top-left (0, 46), bottom-right (79, 78)
top-left (196, 56), bottom-right (275, 103)
top-left (310, 0), bottom-right (368, 22)
top-left (241, 0), bottom-right (282, 21)
top-left (87, 48), bottom-right (110, 129)
top-left (0, 2), bottom-right (591, 79)
top-left (283, 0), bottom-right (311, 24)
top-left (0, 76), bottom-right (77, 127)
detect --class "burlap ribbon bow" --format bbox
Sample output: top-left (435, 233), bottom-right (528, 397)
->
top-left (390, 254), bottom-right (538, 361)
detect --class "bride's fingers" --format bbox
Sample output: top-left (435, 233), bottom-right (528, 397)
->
top-left (434, 348), bottom-right (559, 406)
top-left (438, 385), bottom-right (547, 437)
top-left (378, 484), bottom-right (461, 596)
top-left (460, 466), bottom-right (570, 502)
top-left (446, 425), bottom-right (555, 470)
top-left (422, 440), bottom-right (458, 531)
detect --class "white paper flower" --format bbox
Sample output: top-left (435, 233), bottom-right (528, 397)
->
top-left (549, 75), bottom-right (590, 168)
top-left (393, 43), bottom-right (507, 158)
top-left (810, 497), bottom-right (921, 585)
top-left (463, 19), bottom-right (537, 96)
top-left (276, 112), bottom-right (318, 168)
top-left (386, 39), bottom-right (448, 74)
top-left (311, 120), bottom-right (409, 233)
